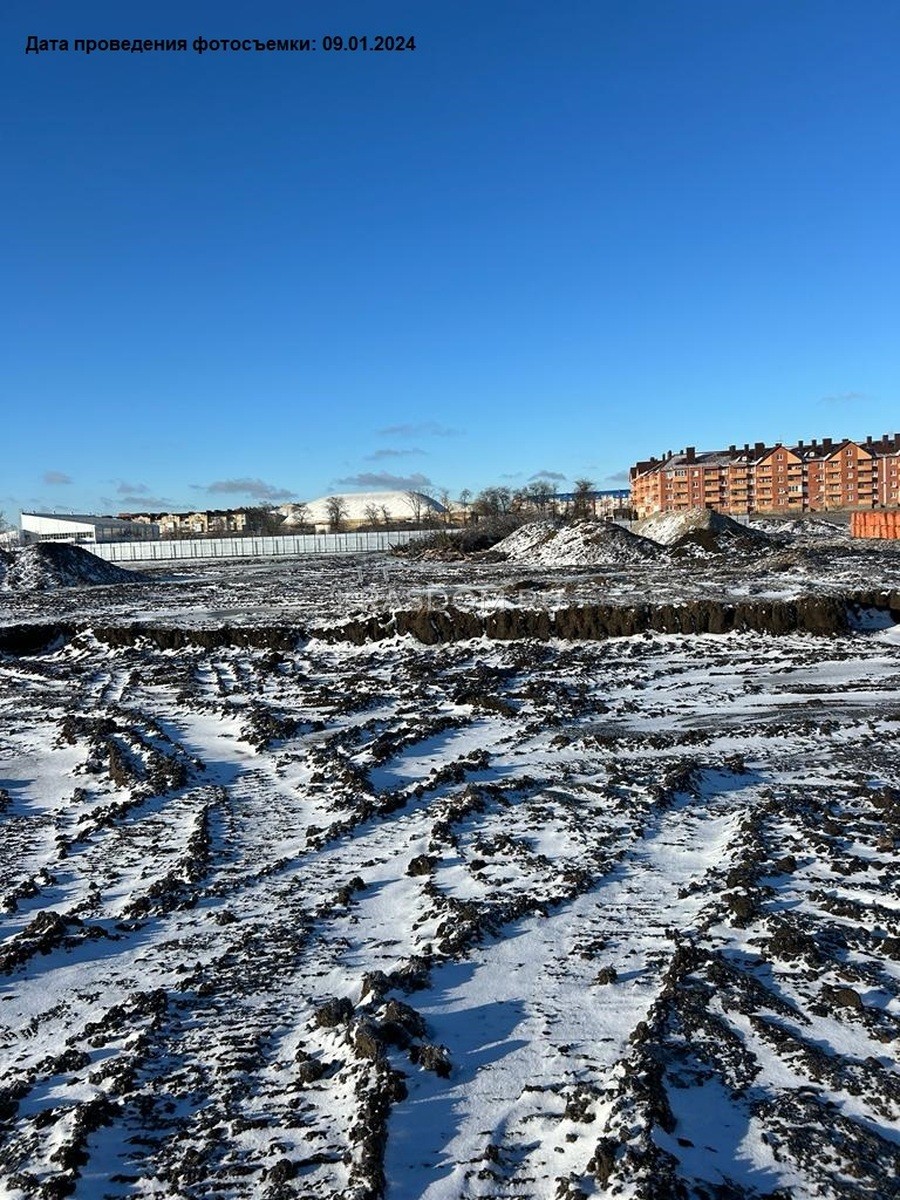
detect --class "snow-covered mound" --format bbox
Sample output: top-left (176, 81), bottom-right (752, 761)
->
top-left (748, 516), bottom-right (852, 542)
top-left (0, 543), bottom-right (148, 591)
top-left (636, 508), bottom-right (775, 554)
top-left (492, 519), bottom-right (661, 566)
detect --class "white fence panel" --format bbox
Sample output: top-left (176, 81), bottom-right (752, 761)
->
top-left (85, 529), bottom-right (427, 564)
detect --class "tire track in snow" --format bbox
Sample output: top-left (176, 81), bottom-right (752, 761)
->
top-left (383, 776), bottom-right (753, 1199)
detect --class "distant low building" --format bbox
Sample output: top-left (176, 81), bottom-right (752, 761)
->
top-left (21, 512), bottom-right (160, 544)
top-left (552, 489), bottom-right (632, 518)
top-left (119, 509), bottom-right (250, 537)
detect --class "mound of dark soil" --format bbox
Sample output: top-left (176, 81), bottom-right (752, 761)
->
top-left (0, 544), bottom-right (149, 591)
top-left (637, 508), bottom-right (776, 556)
top-left (492, 520), bottom-right (661, 566)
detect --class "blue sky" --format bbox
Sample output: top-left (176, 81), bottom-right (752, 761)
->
top-left (3, 0), bottom-right (898, 517)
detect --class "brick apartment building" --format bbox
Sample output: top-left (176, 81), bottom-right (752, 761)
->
top-left (630, 433), bottom-right (900, 518)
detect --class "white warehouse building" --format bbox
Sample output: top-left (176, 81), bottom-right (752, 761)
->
top-left (20, 512), bottom-right (160, 545)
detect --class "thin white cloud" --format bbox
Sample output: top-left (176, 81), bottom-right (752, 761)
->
top-left (364, 447), bottom-right (426, 461)
top-left (819, 390), bottom-right (870, 405)
top-left (195, 478), bottom-right (296, 502)
top-left (376, 422), bottom-right (461, 438)
top-left (334, 471), bottom-right (434, 490)
top-left (116, 494), bottom-right (174, 509)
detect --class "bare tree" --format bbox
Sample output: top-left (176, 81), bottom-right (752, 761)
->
top-left (571, 479), bottom-right (595, 519)
top-left (421, 490), bottom-right (441, 528)
top-left (405, 490), bottom-right (425, 526)
top-left (458, 488), bottom-right (472, 526)
top-left (473, 486), bottom-right (512, 518)
top-left (363, 503), bottom-right (381, 529)
top-left (525, 480), bottom-right (555, 513)
top-left (380, 504), bottom-right (392, 528)
top-left (438, 489), bottom-right (452, 526)
top-left (325, 496), bottom-right (349, 532)
top-left (284, 501), bottom-right (310, 530)
top-left (244, 506), bottom-right (284, 535)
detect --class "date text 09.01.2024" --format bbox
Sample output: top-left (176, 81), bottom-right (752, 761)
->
top-left (321, 35), bottom-right (416, 52)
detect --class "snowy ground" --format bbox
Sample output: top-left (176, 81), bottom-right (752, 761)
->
top-left (1, 521), bottom-right (900, 633)
top-left (1, 547), bottom-right (900, 1199)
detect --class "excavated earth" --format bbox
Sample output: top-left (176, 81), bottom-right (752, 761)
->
top-left (1, 532), bottom-right (900, 1199)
